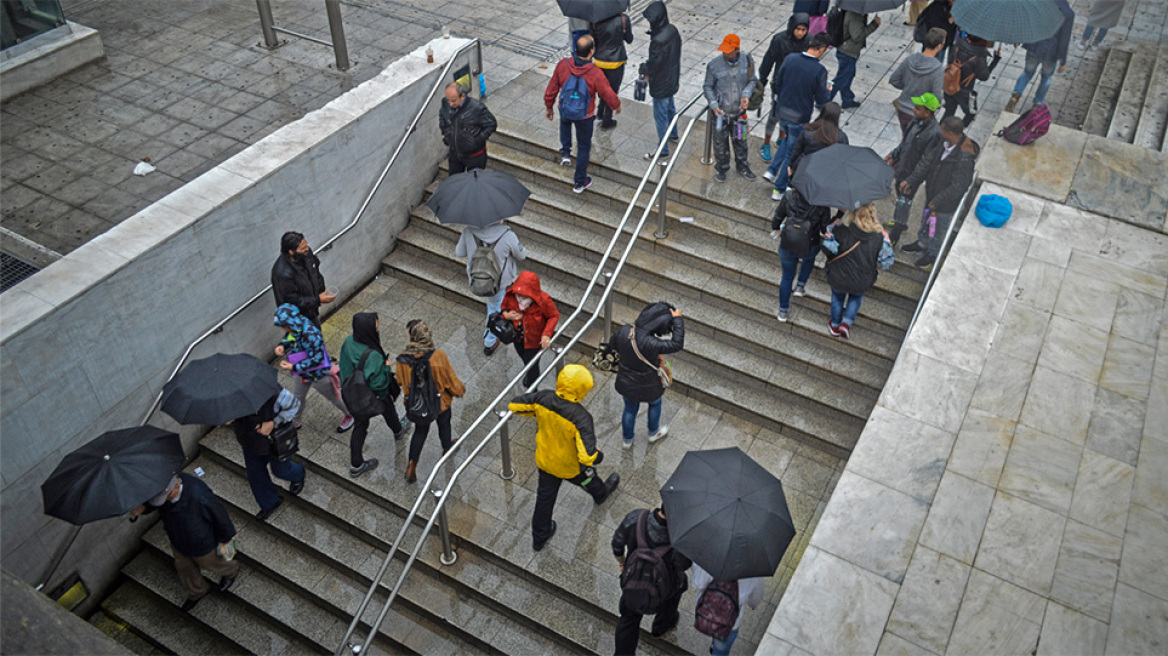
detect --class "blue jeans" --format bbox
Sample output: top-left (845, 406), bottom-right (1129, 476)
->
top-left (711, 628), bottom-right (740, 656)
top-left (243, 450), bottom-right (305, 512)
top-left (831, 51), bottom-right (858, 104)
top-left (484, 287), bottom-right (505, 347)
top-left (652, 97), bottom-right (679, 156)
top-left (766, 120), bottom-right (803, 190)
top-left (622, 395), bottom-right (662, 442)
top-left (1082, 25), bottom-right (1109, 44)
top-left (779, 247), bottom-right (816, 311)
top-left (1013, 52), bottom-right (1057, 105)
top-left (830, 289), bottom-right (864, 327)
top-left (560, 116), bottom-right (595, 187)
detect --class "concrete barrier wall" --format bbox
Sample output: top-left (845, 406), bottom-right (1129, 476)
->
top-left (0, 38), bottom-right (475, 607)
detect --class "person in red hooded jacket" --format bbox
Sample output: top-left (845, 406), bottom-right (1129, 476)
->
top-left (501, 271), bottom-right (560, 388)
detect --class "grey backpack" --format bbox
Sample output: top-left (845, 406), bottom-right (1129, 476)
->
top-left (469, 233), bottom-right (505, 297)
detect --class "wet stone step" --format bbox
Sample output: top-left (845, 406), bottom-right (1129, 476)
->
top-left (101, 581), bottom-right (250, 656)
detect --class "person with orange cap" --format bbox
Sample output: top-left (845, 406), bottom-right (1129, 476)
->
top-left (702, 34), bottom-right (759, 183)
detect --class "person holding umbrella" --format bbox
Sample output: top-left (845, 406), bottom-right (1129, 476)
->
top-left (339, 312), bottom-right (413, 478)
top-left (453, 220), bottom-right (527, 356)
top-left (227, 389), bottom-right (305, 520)
top-left (691, 564), bottom-right (766, 655)
top-left (612, 505), bottom-right (691, 653)
top-left (438, 81), bottom-right (497, 173)
top-left (771, 185), bottom-right (834, 323)
top-left (1005, 0), bottom-right (1075, 112)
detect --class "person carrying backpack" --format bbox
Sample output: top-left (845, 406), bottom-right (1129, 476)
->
top-left (942, 34), bottom-right (1001, 127)
top-left (454, 221), bottom-right (527, 356)
top-left (500, 271), bottom-right (560, 389)
top-left (612, 505), bottom-right (692, 655)
top-left (544, 35), bottom-right (621, 194)
top-left (339, 313), bottom-right (413, 478)
top-left (771, 186), bottom-right (833, 322)
top-left (691, 563), bottom-right (765, 655)
top-left (395, 320), bottom-right (465, 484)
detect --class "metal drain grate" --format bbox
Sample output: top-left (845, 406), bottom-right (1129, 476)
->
top-left (1, 251), bottom-right (40, 292)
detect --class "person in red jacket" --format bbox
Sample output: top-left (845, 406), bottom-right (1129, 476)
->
top-left (501, 271), bottom-right (560, 388)
top-left (544, 35), bottom-right (621, 194)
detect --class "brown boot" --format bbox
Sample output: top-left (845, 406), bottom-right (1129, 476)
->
top-left (1005, 93), bottom-right (1020, 113)
top-left (405, 460), bottom-right (417, 484)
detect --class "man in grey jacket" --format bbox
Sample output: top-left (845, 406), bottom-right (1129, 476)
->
top-left (455, 222), bottom-right (527, 356)
top-left (703, 34), bottom-right (758, 183)
top-left (890, 28), bottom-right (947, 135)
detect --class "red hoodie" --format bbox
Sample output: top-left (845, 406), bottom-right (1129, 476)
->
top-left (544, 56), bottom-right (622, 120)
top-left (502, 271), bottom-right (561, 349)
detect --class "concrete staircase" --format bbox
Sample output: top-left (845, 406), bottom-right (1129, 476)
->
top-left (1079, 43), bottom-right (1168, 152)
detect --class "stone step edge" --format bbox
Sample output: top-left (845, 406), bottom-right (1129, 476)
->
top-left (1082, 47), bottom-right (1131, 135)
top-left (1106, 47), bottom-right (1157, 142)
top-left (1132, 46), bottom-right (1168, 150)
top-left (100, 579), bottom-right (251, 656)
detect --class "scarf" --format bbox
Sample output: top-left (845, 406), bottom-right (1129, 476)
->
top-left (402, 320), bottom-right (435, 356)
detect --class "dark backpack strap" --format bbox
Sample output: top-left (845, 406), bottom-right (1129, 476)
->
top-left (356, 348), bottom-right (372, 370)
top-left (635, 509), bottom-right (650, 550)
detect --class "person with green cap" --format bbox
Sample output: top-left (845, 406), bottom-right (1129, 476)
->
top-left (883, 92), bottom-right (942, 246)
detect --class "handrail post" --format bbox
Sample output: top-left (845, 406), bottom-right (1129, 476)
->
top-left (324, 0), bottom-right (350, 71)
top-left (654, 171), bottom-right (669, 239)
top-left (603, 272), bottom-right (614, 340)
top-left (701, 107), bottom-right (714, 165)
top-left (431, 489), bottom-right (457, 565)
top-left (255, 0), bottom-right (279, 48)
top-left (497, 410), bottom-right (515, 480)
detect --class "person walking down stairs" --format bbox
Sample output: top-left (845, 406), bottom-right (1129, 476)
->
top-left (610, 302), bottom-right (684, 449)
top-left (339, 312), bottom-right (413, 478)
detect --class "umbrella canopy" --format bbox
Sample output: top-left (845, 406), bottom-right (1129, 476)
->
top-left (660, 447), bottom-right (795, 581)
top-left (791, 143), bottom-right (894, 210)
top-left (838, 0), bottom-right (905, 13)
top-left (42, 426), bottom-right (185, 525)
top-left (556, 0), bottom-right (628, 23)
top-left (950, 0), bottom-right (1066, 44)
top-left (426, 169), bottom-right (531, 228)
top-left (160, 353), bottom-right (281, 425)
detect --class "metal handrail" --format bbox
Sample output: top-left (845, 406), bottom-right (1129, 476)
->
top-left (138, 39), bottom-right (484, 426)
top-left (336, 90), bottom-right (708, 655)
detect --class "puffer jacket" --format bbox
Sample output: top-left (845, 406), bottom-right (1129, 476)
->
top-left (508, 364), bottom-right (600, 479)
top-left (502, 271), bottom-right (560, 350)
top-left (611, 508), bottom-right (693, 586)
top-left (926, 135), bottom-right (980, 213)
top-left (703, 52), bottom-right (758, 115)
top-left (826, 223), bottom-right (883, 295)
top-left (946, 35), bottom-right (999, 102)
top-left (760, 13), bottom-right (810, 86)
top-left (613, 303), bottom-right (685, 403)
top-left (788, 126), bottom-right (849, 174)
top-left (273, 304), bottom-right (330, 382)
top-left (438, 95), bottom-right (497, 159)
top-left (640, 1), bottom-right (681, 99)
top-left (592, 12), bottom-right (632, 67)
top-left (772, 187), bottom-right (833, 251)
top-left (889, 115), bottom-right (942, 192)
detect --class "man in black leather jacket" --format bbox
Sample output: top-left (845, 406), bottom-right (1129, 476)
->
top-left (271, 231), bottom-right (333, 327)
top-left (884, 93), bottom-right (943, 245)
top-left (591, 10), bottom-right (633, 129)
top-left (438, 82), bottom-right (497, 173)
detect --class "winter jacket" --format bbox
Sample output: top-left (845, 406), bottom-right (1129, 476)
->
top-left (925, 135), bottom-right (980, 213)
top-left (508, 364), bottom-right (600, 479)
top-left (789, 126), bottom-right (849, 174)
top-left (274, 304), bottom-right (331, 382)
top-left (774, 52), bottom-right (831, 124)
top-left (826, 223), bottom-right (882, 295)
top-left (890, 53), bottom-right (944, 115)
top-left (914, 1), bottom-right (956, 48)
top-left (772, 188), bottom-right (833, 251)
top-left (438, 95), bottom-right (497, 159)
top-left (1023, 0), bottom-right (1074, 65)
top-left (545, 56), bottom-right (622, 120)
top-left (838, 11), bottom-right (880, 59)
top-left (232, 390), bottom-right (299, 457)
top-left (592, 13), bottom-right (633, 68)
top-left (640, 1), bottom-right (681, 99)
top-left (793, 0), bottom-right (829, 16)
top-left (271, 251), bottom-right (326, 326)
top-left (703, 52), bottom-right (758, 115)
top-left (159, 473), bottom-right (236, 558)
top-left (946, 36), bottom-right (999, 102)
top-left (760, 13), bottom-right (810, 87)
top-left (454, 224), bottom-right (526, 292)
top-left (339, 336), bottom-right (399, 399)
top-left (612, 509), bottom-right (693, 588)
top-left (890, 116), bottom-right (943, 192)
top-left (613, 304), bottom-right (685, 403)
top-left (502, 271), bottom-right (560, 350)
top-left (395, 349), bottom-right (465, 415)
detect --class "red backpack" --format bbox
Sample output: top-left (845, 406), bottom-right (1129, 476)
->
top-left (694, 580), bottom-right (740, 639)
top-left (998, 104), bottom-right (1051, 146)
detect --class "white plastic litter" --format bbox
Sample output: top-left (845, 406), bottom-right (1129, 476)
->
top-left (132, 161), bottom-right (156, 176)
top-left (679, 216), bottom-right (694, 223)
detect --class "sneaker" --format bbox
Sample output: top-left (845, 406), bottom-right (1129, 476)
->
top-left (839, 323), bottom-right (851, 340)
top-left (255, 497), bottom-right (282, 521)
top-left (670, 134), bottom-right (679, 143)
top-left (484, 342), bottom-right (500, 356)
top-left (180, 598), bottom-right (200, 612)
top-left (841, 100), bottom-right (862, 109)
top-left (762, 169), bottom-right (776, 182)
top-left (293, 419), bottom-right (302, 430)
top-left (218, 576), bottom-right (235, 593)
top-left (777, 308), bottom-right (789, 322)
top-left (793, 285), bottom-right (806, 297)
top-left (600, 120), bottom-right (618, 130)
top-left (394, 419), bottom-right (413, 441)
top-left (771, 188), bottom-right (784, 201)
top-left (289, 479), bottom-right (304, 496)
top-left (828, 321), bottom-right (843, 337)
top-left (739, 168), bottom-right (757, 180)
top-left (915, 254), bottom-right (936, 269)
top-left (715, 171), bottom-right (727, 183)
top-left (337, 415), bottom-right (355, 433)
top-left (648, 426), bottom-right (669, 444)
top-left (622, 438), bottom-right (634, 450)
top-left (902, 241), bottom-right (925, 253)
top-left (595, 473), bottom-right (620, 504)
top-left (1005, 93), bottom-right (1020, 112)
top-left (760, 143), bottom-right (772, 161)
top-left (559, 155), bottom-right (571, 166)
top-left (573, 177), bottom-right (593, 194)
top-left (349, 458), bottom-right (379, 478)
top-left (659, 157), bottom-right (670, 167)
top-left (533, 520), bottom-right (557, 551)
top-left (1078, 40), bottom-right (1088, 49)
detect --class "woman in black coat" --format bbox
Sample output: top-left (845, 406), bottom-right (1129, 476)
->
top-left (611, 302), bottom-right (684, 448)
top-left (825, 203), bottom-right (883, 340)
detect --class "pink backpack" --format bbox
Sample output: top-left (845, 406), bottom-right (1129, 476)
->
top-left (998, 104), bottom-right (1051, 145)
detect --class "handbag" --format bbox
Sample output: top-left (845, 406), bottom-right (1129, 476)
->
top-left (629, 327), bottom-right (672, 389)
top-left (488, 312), bottom-right (519, 345)
top-left (270, 421), bottom-right (300, 461)
top-left (592, 340), bottom-right (620, 372)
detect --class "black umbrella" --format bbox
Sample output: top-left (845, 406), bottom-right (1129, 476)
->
top-left (426, 169), bottom-right (531, 228)
top-left (42, 426), bottom-right (185, 525)
top-left (838, 0), bottom-right (906, 12)
top-left (556, 0), bottom-right (628, 23)
top-left (160, 353), bottom-right (281, 425)
top-left (791, 143), bottom-right (894, 210)
top-left (660, 447), bottom-right (795, 581)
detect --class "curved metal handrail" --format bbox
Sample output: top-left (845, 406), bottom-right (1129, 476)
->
top-left (336, 91), bottom-right (708, 655)
top-left (137, 39), bottom-right (484, 426)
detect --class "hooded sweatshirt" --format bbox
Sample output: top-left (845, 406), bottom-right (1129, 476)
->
top-left (890, 53), bottom-right (944, 114)
top-left (273, 303), bottom-right (330, 382)
top-left (454, 223), bottom-right (526, 292)
top-left (545, 56), bottom-right (622, 119)
top-left (760, 13), bottom-right (811, 86)
top-left (501, 271), bottom-right (561, 350)
top-left (508, 364), bottom-right (600, 479)
top-left (640, 1), bottom-right (681, 99)
top-left (339, 312), bottom-right (398, 398)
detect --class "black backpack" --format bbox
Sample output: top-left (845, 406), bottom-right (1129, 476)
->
top-left (402, 352), bottom-right (441, 423)
top-left (341, 349), bottom-right (388, 420)
top-left (619, 511), bottom-right (676, 615)
top-left (825, 7), bottom-right (847, 48)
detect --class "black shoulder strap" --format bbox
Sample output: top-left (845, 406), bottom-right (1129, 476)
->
top-left (635, 510), bottom-right (649, 549)
top-left (356, 348), bottom-right (373, 370)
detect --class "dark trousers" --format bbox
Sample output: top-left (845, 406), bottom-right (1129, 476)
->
top-left (560, 117), bottom-right (596, 187)
top-left (943, 94), bottom-right (976, 126)
top-left (613, 578), bottom-right (687, 655)
top-left (896, 109), bottom-right (914, 136)
top-left (514, 342), bottom-right (542, 388)
top-left (831, 51), bottom-right (858, 104)
top-left (597, 65), bottom-right (624, 125)
top-left (351, 404), bottom-right (404, 468)
top-left (409, 408), bottom-right (452, 462)
top-left (243, 450), bottom-right (305, 512)
top-left (449, 148), bottom-right (487, 174)
top-left (532, 467), bottom-right (607, 544)
top-left (712, 116), bottom-right (749, 173)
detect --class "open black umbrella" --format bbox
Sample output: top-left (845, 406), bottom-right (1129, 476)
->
top-left (160, 353), bottom-right (281, 425)
top-left (838, 0), bottom-right (905, 13)
top-left (42, 426), bottom-right (185, 525)
top-left (556, 0), bottom-right (627, 23)
top-left (791, 143), bottom-right (894, 210)
top-left (426, 169), bottom-right (531, 228)
top-left (660, 447), bottom-right (795, 581)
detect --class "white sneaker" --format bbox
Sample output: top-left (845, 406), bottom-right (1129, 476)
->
top-left (648, 426), bottom-right (669, 444)
top-left (793, 285), bottom-right (806, 297)
top-left (776, 309), bottom-right (789, 322)
top-left (559, 155), bottom-right (571, 166)
top-left (762, 170), bottom-right (776, 182)
top-left (771, 189), bottom-right (783, 201)
top-left (622, 438), bottom-right (634, 450)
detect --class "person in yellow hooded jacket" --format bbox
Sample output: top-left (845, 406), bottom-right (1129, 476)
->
top-left (509, 364), bottom-right (620, 551)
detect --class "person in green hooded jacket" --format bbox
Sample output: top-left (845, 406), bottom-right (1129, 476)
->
top-left (338, 312), bottom-right (412, 478)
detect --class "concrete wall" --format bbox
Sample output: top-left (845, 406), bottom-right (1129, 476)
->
top-left (0, 37), bottom-right (476, 610)
top-left (0, 22), bottom-right (105, 102)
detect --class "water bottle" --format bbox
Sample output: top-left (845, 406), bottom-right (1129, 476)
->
top-left (478, 73), bottom-right (487, 99)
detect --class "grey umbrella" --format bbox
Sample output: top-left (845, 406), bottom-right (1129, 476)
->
top-left (556, 0), bottom-right (628, 23)
top-left (950, 0), bottom-right (1067, 43)
top-left (838, 0), bottom-right (906, 13)
top-left (426, 169), bottom-right (531, 228)
top-left (660, 447), bottom-right (795, 581)
top-left (791, 143), bottom-right (894, 210)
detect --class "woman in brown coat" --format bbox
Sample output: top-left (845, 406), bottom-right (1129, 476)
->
top-left (395, 320), bottom-right (466, 483)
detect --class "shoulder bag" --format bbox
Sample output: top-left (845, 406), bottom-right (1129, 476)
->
top-left (629, 327), bottom-right (673, 388)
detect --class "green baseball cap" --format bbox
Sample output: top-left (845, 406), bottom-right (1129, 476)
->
top-left (911, 92), bottom-right (940, 112)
